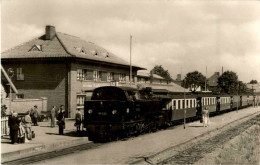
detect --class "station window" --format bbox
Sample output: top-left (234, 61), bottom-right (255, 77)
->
top-left (77, 69), bottom-right (94, 81)
top-left (17, 68), bottom-right (24, 80)
top-left (93, 70), bottom-right (102, 82)
top-left (77, 95), bottom-right (86, 106)
top-left (119, 73), bottom-right (126, 82)
top-left (107, 72), bottom-right (114, 81)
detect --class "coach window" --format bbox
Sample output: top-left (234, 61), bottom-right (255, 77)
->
top-left (173, 100), bottom-right (176, 110)
top-left (186, 100), bottom-right (189, 108)
top-left (190, 100), bottom-right (193, 108)
top-left (178, 100), bottom-right (181, 109)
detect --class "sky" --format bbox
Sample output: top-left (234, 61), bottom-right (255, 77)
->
top-left (1, 0), bottom-right (260, 83)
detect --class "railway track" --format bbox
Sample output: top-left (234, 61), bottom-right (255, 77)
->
top-left (2, 142), bottom-right (102, 165)
top-left (130, 113), bottom-right (260, 164)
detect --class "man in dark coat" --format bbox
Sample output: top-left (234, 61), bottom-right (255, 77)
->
top-left (32, 105), bottom-right (39, 126)
top-left (8, 112), bottom-right (20, 144)
top-left (57, 105), bottom-right (65, 135)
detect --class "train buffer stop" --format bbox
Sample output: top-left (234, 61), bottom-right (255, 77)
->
top-left (1, 107), bottom-right (260, 164)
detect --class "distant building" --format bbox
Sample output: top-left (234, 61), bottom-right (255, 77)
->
top-left (137, 71), bottom-right (168, 85)
top-left (246, 83), bottom-right (260, 95)
top-left (136, 71), bottom-right (187, 93)
top-left (172, 74), bottom-right (183, 86)
top-left (207, 72), bottom-right (220, 92)
top-left (1, 25), bottom-right (144, 117)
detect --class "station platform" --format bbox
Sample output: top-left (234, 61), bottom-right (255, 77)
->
top-left (1, 107), bottom-right (260, 164)
top-left (1, 119), bottom-right (90, 163)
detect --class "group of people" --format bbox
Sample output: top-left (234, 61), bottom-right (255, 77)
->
top-left (49, 105), bottom-right (66, 135)
top-left (8, 109), bottom-right (34, 144)
top-left (50, 105), bottom-right (83, 135)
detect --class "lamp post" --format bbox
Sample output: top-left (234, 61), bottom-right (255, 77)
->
top-left (7, 68), bottom-right (14, 113)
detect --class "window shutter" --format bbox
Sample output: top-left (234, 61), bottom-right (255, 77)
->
top-left (86, 70), bottom-right (93, 80)
top-left (101, 72), bottom-right (107, 81)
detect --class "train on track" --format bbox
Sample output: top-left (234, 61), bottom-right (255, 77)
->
top-left (83, 86), bottom-right (255, 142)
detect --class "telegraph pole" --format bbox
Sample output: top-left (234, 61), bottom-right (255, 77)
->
top-left (184, 80), bottom-right (186, 129)
top-left (130, 35), bottom-right (132, 86)
top-left (237, 83), bottom-right (239, 112)
top-left (205, 66), bottom-right (207, 92)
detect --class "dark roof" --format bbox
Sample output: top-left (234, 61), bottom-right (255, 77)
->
top-left (207, 72), bottom-right (219, 87)
top-left (1, 30), bottom-right (144, 69)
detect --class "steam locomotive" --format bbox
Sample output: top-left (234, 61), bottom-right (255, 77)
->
top-left (83, 86), bottom-right (254, 142)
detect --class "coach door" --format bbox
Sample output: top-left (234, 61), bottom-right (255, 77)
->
top-left (196, 97), bottom-right (202, 120)
top-left (216, 96), bottom-right (220, 111)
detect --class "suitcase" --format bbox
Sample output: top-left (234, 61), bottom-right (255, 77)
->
top-left (32, 131), bottom-right (35, 138)
top-left (18, 136), bottom-right (25, 143)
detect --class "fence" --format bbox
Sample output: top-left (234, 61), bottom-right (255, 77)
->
top-left (1, 116), bottom-right (9, 136)
top-left (2, 97), bottom-right (47, 115)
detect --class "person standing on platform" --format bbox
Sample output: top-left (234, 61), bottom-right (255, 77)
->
top-left (23, 111), bottom-right (32, 141)
top-left (57, 105), bottom-right (65, 135)
top-left (29, 108), bottom-right (34, 125)
top-left (256, 96), bottom-right (259, 108)
top-left (32, 105), bottom-right (39, 126)
top-left (75, 109), bottom-right (82, 133)
top-left (50, 106), bottom-right (56, 128)
top-left (202, 106), bottom-right (210, 127)
top-left (8, 112), bottom-right (20, 144)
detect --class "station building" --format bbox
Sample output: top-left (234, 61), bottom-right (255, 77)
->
top-left (1, 25), bottom-right (144, 118)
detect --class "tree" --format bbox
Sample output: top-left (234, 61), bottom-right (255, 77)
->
top-left (238, 81), bottom-right (249, 94)
top-left (249, 80), bottom-right (258, 84)
top-left (183, 71), bottom-right (206, 92)
top-left (218, 71), bottom-right (239, 94)
top-left (151, 65), bottom-right (173, 83)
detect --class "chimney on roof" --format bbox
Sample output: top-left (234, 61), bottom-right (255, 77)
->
top-left (45, 25), bottom-right (56, 40)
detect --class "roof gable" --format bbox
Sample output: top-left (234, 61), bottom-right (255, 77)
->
top-left (29, 45), bottom-right (42, 52)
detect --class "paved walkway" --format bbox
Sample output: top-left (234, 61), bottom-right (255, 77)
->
top-left (1, 107), bottom-right (260, 164)
top-left (1, 119), bottom-right (89, 163)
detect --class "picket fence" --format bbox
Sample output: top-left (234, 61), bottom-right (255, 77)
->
top-left (1, 116), bottom-right (9, 136)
